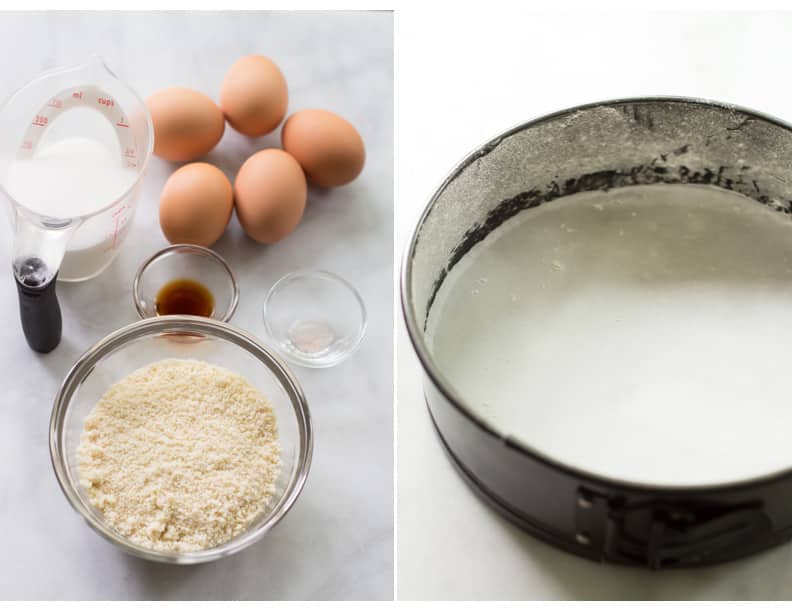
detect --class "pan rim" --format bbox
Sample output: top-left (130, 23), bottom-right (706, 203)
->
top-left (400, 95), bottom-right (792, 494)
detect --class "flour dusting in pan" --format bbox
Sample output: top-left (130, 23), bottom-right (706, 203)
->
top-left (427, 184), bottom-right (792, 487)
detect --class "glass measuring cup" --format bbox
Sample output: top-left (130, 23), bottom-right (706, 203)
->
top-left (0, 57), bottom-right (153, 352)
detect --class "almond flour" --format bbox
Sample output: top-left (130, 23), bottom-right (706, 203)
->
top-left (77, 358), bottom-right (281, 552)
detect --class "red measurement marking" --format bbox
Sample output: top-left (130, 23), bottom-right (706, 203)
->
top-left (125, 160), bottom-right (137, 168)
top-left (97, 97), bottom-right (114, 108)
top-left (72, 91), bottom-right (83, 99)
top-left (32, 115), bottom-right (48, 126)
top-left (112, 204), bottom-right (128, 217)
top-left (111, 215), bottom-right (121, 249)
top-left (47, 98), bottom-right (62, 108)
top-left (116, 121), bottom-right (130, 128)
top-left (21, 141), bottom-right (32, 150)
top-left (123, 147), bottom-right (136, 158)
top-left (110, 213), bottom-right (131, 250)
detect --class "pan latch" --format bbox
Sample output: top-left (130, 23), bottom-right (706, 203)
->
top-left (574, 487), bottom-right (772, 569)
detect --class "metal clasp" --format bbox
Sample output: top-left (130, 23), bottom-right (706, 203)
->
top-left (574, 487), bottom-right (771, 568)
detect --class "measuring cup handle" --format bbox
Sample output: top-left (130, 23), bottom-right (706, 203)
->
top-left (16, 275), bottom-right (62, 353)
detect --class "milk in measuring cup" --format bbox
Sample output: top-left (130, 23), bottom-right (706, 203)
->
top-left (4, 110), bottom-right (139, 280)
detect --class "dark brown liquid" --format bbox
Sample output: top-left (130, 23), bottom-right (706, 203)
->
top-left (155, 278), bottom-right (215, 317)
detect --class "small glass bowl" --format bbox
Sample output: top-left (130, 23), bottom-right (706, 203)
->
top-left (133, 244), bottom-right (239, 321)
top-left (49, 315), bottom-right (312, 564)
top-left (263, 270), bottom-right (367, 368)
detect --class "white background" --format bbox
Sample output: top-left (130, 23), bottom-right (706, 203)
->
top-left (395, 9), bottom-right (792, 600)
top-left (0, 11), bottom-right (393, 600)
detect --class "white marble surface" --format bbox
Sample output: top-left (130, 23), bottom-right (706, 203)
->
top-left (0, 11), bottom-right (393, 601)
top-left (396, 10), bottom-right (792, 600)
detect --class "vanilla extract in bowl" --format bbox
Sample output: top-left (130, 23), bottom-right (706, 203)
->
top-left (155, 278), bottom-right (215, 318)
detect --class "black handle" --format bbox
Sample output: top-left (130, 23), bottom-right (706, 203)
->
top-left (15, 257), bottom-right (62, 353)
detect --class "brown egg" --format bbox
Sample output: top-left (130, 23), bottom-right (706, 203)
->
top-left (234, 150), bottom-right (306, 244)
top-left (281, 109), bottom-right (365, 187)
top-left (220, 55), bottom-right (288, 137)
top-left (147, 88), bottom-right (225, 161)
top-left (159, 163), bottom-right (233, 246)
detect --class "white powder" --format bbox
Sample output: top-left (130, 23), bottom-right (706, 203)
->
top-left (77, 359), bottom-right (281, 552)
top-left (288, 320), bottom-right (335, 354)
top-left (428, 184), bottom-right (792, 487)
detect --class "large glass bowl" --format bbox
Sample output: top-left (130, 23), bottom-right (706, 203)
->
top-left (49, 315), bottom-right (312, 564)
